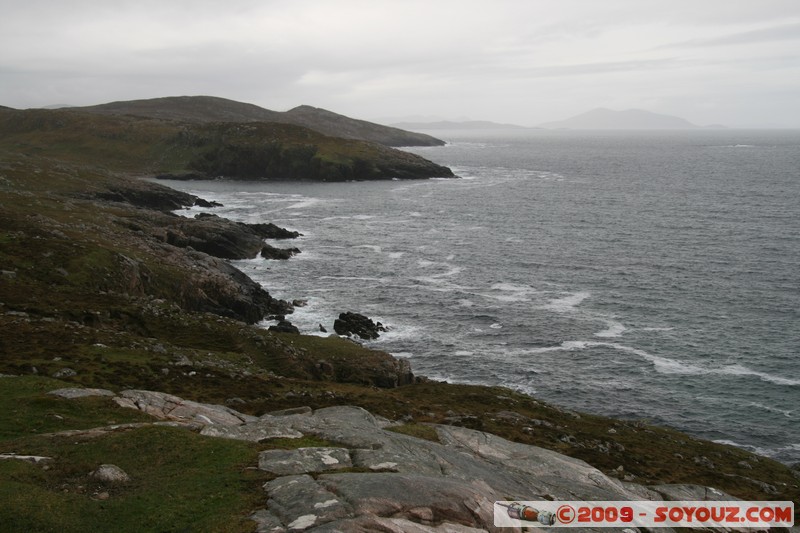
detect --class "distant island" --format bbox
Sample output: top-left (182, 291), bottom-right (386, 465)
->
top-left (539, 108), bottom-right (726, 130)
top-left (391, 119), bottom-right (532, 131)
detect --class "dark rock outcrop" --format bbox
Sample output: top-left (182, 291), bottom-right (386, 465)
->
top-left (333, 312), bottom-right (387, 340)
top-left (95, 183), bottom-right (196, 211)
top-left (246, 222), bottom-right (301, 240)
top-left (159, 214), bottom-right (300, 261)
top-left (269, 320), bottom-right (300, 334)
top-left (260, 243), bottom-right (301, 260)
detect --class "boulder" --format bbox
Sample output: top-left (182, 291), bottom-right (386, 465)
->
top-left (333, 312), bottom-right (387, 340)
top-left (268, 320), bottom-right (300, 334)
top-left (90, 464), bottom-right (130, 484)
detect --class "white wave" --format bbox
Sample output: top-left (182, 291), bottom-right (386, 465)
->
top-left (454, 350), bottom-right (474, 356)
top-left (746, 402), bottom-right (796, 419)
top-left (544, 291), bottom-right (591, 312)
top-left (716, 364), bottom-right (800, 386)
top-left (594, 319), bottom-right (626, 338)
top-left (517, 339), bottom-right (800, 387)
top-left (387, 252), bottom-right (405, 259)
top-left (587, 342), bottom-right (800, 386)
top-left (355, 244), bottom-right (382, 253)
top-left (366, 320), bottom-right (425, 344)
top-left (322, 214), bottom-right (376, 221)
top-left (713, 439), bottom-right (800, 459)
top-left (286, 198), bottom-right (321, 209)
top-left (318, 275), bottom-right (386, 282)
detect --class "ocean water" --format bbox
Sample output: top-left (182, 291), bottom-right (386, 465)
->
top-left (158, 129), bottom-right (800, 464)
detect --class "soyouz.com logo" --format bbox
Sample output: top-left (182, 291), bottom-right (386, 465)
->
top-left (494, 500), bottom-right (795, 528)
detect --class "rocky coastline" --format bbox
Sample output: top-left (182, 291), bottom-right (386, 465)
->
top-left (1, 104), bottom-right (798, 531)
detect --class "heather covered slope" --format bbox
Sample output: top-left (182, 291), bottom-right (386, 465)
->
top-left (77, 95), bottom-right (446, 147)
top-left (0, 107), bottom-right (453, 181)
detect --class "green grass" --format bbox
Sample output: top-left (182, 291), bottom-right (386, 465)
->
top-left (0, 426), bottom-right (266, 533)
top-left (0, 377), bottom-right (150, 441)
top-left (386, 423), bottom-right (441, 443)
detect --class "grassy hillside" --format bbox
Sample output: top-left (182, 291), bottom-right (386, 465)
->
top-left (77, 95), bottom-right (446, 147)
top-left (0, 107), bottom-right (453, 181)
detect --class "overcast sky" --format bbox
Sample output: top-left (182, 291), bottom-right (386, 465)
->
top-left (2, 0), bottom-right (799, 127)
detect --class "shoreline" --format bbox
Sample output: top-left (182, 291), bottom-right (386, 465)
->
top-left (171, 177), bottom-right (799, 469)
top-left (1, 132), bottom-right (797, 526)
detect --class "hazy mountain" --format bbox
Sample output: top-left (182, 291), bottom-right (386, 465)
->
top-left (539, 108), bottom-right (700, 130)
top-left (78, 96), bottom-right (444, 147)
top-left (391, 120), bottom-right (531, 131)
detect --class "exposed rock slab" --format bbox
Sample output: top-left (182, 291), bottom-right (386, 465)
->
top-left (48, 387), bottom-right (116, 399)
top-left (259, 447), bottom-right (352, 476)
top-left (53, 389), bottom-right (721, 531)
top-left (200, 421), bottom-right (303, 442)
top-left (114, 389), bottom-right (257, 425)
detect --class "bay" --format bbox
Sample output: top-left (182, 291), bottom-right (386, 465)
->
top-left (159, 129), bottom-right (800, 464)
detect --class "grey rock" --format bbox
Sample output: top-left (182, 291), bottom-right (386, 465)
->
top-left (52, 368), bottom-right (77, 378)
top-left (435, 424), bottom-right (643, 500)
top-left (90, 464), bottom-right (130, 483)
top-left (264, 474), bottom-right (350, 530)
top-left (259, 447), bottom-right (352, 476)
top-left (200, 422), bottom-right (303, 442)
top-left (651, 483), bottom-right (737, 501)
top-left (310, 515), bottom-right (492, 532)
top-left (251, 509), bottom-right (287, 533)
top-left (267, 406), bottom-right (313, 417)
top-left (0, 453), bottom-right (52, 464)
top-left (115, 389), bottom-right (257, 425)
top-left (316, 473), bottom-right (496, 530)
top-left (48, 387), bottom-right (115, 399)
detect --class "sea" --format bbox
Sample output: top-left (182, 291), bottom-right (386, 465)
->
top-left (158, 128), bottom-right (800, 465)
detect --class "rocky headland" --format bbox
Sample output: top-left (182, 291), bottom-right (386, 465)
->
top-left (0, 100), bottom-right (797, 532)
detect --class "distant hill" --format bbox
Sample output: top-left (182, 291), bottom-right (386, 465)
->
top-left (78, 96), bottom-right (444, 147)
top-left (391, 120), bottom-right (531, 131)
top-left (539, 108), bottom-right (700, 130)
top-left (0, 107), bottom-right (453, 181)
